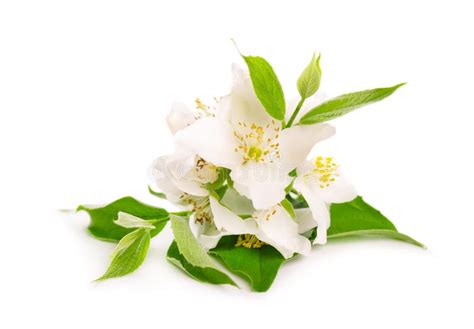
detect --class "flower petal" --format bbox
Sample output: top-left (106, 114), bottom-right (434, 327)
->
top-left (228, 63), bottom-right (277, 128)
top-left (198, 232), bottom-right (230, 250)
top-left (209, 196), bottom-right (258, 234)
top-left (164, 152), bottom-right (195, 179)
top-left (279, 123), bottom-right (335, 170)
top-left (149, 152), bottom-right (208, 198)
top-left (296, 160), bottom-right (357, 204)
top-left (254, 205), bottom-right (311, 258)
top-left (215, 94), bottom-right (232, 123)
top-left (174, 116), bottom-right (240, 169)
top-left (255, 231), bottom-right (296, 259)
top-left (194, 197), bottom-right (259, 250)
top-left (294, 177), bottom-right (331, 245)
top-left (313, 202), bottom-right (330, 245)
top-left (149, 156), bottom-right (184, 203)
top-left (317, 174), bottom-right (357, 203)
top-left (166, 102), bottom-right (197, 134)
top-left (190, 219), bottom-right (229, 250)
top-left (220, 187), bottom-right (255, 215)
top-left (171, 176), bottom-right (208, 197)
top-left (294, 208), bottom-right (317, 234)
top-left (230, 162), bottom-right (291, 209)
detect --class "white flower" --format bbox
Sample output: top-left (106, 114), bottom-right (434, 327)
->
top-left (149, 98), bottom-right (224, 219)
top-left (151, 152), bottom-right (210, 199)
top-left (294, 156), bottom-right (357, 244)
top-left (150, 150), bottom-right (219, 222)
top-left (192, 194), bottom-right (311, 259)
top-left (174, 64), bottom-right (335, 209)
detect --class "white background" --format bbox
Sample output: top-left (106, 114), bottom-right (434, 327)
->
top-left (1, 0), bottom-right (473, 328)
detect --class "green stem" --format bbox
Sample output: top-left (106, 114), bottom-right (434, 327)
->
top-left (286, 98), bottom-right (305, 128)
top-left (149, 217), bottom-right (170, 224)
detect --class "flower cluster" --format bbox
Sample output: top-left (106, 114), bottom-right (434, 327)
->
top-left (150, 64), bottom-right (356, 259)
top-left (76, 50), bottom-right (423, 292)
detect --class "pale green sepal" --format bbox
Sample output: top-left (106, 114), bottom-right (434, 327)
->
top-left (148, 186), bottom-right (166, 199)
top-left (114, 212), bottom-right (156, 229)
top-left (76, 196), bottom-right (168, 242)
top-left (280, 199), bottom-right (296, 219)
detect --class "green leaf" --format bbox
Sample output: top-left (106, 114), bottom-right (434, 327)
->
top-left (96, 228), bottom-right (151, 281)
top-left (77, 197), bottom-right (168, 242)
top-left (167, 241), bottom-right (237, 286)
top-left (169, 215), bottom-right (236, 286)
top-left (326, 196), bottom-right (425, 248)
top-left (242, 55), bottom-right (286, 121)
top-left (297, 53), bottom-right (322, 99)
top-left (329, 229), bottom-right (424, 247)
top-left (299, 83), bottom-right (405, 124)
top-left (209, 236), bottom-right (285, 292)
top-left (148, 186), bottom-right (166, 199)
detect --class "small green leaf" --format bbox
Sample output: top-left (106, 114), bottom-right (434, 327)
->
top-left (96, 228), bottom-right (151, 281)
top-left (169, 215), bottom-right (236, 286)
top-left (167, 241), bottom-right (237, 286)
top-left (280, 199), bottom-right (296, 219)
top-left (297, 53), bottom-right (322, 99)
top-left (210, 236), bottom-right (285, 292)
top-left (242, 55), bottom-right (286, 121)
top-left (170, 215), bottom-right (214, 267)
top-left (148, 186), bottom-right (166, 199)
top-left (77, 197), bottom-right (168, 242)
top-left (299, 83), bottom-right (405, 124)
top-left (114, 212), bottom-right (158, 229)
top-left (325, 196), bottom-right (425, 248)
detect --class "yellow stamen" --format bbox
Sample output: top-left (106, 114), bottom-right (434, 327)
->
top-left (233, 120), bottom-right (281, 164)
top-left (306, 156), bottom-right (340, 188)
top-left (236, 234), bottom-right (266, 249)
